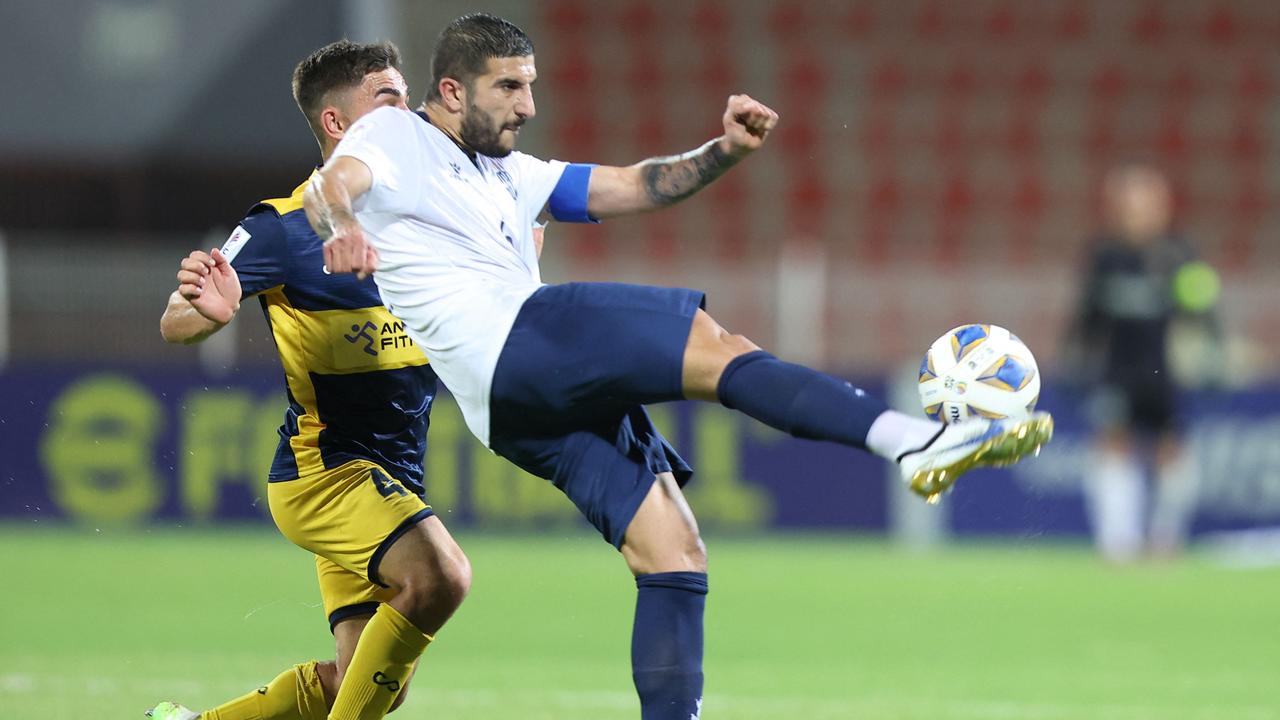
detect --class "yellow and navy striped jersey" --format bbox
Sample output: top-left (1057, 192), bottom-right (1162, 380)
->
top-left (225, 173), bottom-right (437, 493)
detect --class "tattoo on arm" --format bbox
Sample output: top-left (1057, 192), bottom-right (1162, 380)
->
top-left (641, 139), bottom-right (740, 207)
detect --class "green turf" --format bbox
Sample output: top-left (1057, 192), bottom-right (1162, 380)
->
top-left (1, 525), bottom-right (1276, 719)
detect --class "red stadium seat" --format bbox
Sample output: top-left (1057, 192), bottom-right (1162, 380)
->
top-left (840, 3), bottom-right (875, 40)
top-left (914, 2), bottom-right (947, 41)
top-left (1055, 3), bottom-right (1090, 42)
top-left (530, 0), bottom-right (1275, 363)
top-left (1203, 4), bottom-right (1238, 46)
top-left (1131, 3), bottom-right (1169, 44)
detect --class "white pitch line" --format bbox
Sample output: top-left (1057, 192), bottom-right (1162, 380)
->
top-left (3, 673), bottom-right (1276, 720)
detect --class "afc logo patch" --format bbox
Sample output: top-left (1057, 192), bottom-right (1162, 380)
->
top-left (220, 225), bottom-right (252, 263)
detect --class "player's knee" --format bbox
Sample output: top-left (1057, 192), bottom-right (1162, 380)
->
top-left (690, 311), bottom-right (759, 356)
top-left (684, 313), bottom-right (762, 400)
top-left (402, 552), bottom-right (471, 616)
top-left (723, 332), bottom-right (760, 356)
top-left (684, 531), bottom-right (709, 573)
top-left (628, 526), bottom-right (707, 575)
top-left (707, 329), bottom-right (760, 363)
top-left (440, 551), bottom-right (473, 607)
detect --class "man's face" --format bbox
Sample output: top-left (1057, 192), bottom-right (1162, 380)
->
top-left (339, 67), bottom-right (410, 128)
top-left (1106, 167), bottom-right (1171, 245)
top-left (459, 55), bottom-right (537, 157)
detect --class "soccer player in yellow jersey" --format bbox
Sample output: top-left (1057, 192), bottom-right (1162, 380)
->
top-left (151, 41), bottom-right (470, 720)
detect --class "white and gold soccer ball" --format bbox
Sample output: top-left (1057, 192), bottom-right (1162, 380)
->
top-left (917, 324), bottom-right (1040, 424)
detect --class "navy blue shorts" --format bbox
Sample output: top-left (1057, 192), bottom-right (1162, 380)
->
top-left (1088, 381), bottom-right (1179, 435)
top-left (488, 282), bottom-right (702, 547)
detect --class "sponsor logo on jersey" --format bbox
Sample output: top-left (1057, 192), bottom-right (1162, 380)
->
top-left (327, 310), bottom-right (423, 371)
top-left (344, 321), bottom-right (379, 356)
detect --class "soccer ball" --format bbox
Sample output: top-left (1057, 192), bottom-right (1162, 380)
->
top-left (917, 324), bottom-right (1040, 424)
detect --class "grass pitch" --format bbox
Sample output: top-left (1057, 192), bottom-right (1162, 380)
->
top-left (1, 525), bottom-right (1276, 719)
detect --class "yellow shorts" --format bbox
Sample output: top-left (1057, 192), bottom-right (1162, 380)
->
top-left (267, 459), bottom-right (432, 629)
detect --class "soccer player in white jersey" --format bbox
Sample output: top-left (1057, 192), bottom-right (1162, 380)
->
top-left (306, 13), bottom-right (1054, 719)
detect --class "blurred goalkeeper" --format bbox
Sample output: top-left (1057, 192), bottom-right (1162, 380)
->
top-left (1068, 164), bottom-right (1221, 563)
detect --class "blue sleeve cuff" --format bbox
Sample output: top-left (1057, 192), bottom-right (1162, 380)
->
top-left (547, 163), bottom-right (599, 224)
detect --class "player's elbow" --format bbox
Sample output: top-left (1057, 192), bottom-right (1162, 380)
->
top-left (583, 165), bottom-right (647, 220)
top-left (159, 311), bottom-right (213, 345)
top-left (160, 324), bottom-right (199, 345)
top-left (159, 314), bottom-right (185, 344)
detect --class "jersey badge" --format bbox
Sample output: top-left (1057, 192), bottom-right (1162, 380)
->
top-left (220, 225), bottom-right (252, 262)
top-left (496, 168), bottom-right (518, 200)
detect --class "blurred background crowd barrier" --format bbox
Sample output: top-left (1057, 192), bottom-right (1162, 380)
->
top-left (1, 0), bottom-right (1277, 539)
top-left (5, 368), bottom-right (1280, 542)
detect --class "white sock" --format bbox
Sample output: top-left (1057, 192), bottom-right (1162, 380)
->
top-left (1150, 452), bottom-right (1198, 555)
top-left (1084, 452), bottom-right (1145, 563)
top-left (866, 410), bottom-right (943, 461)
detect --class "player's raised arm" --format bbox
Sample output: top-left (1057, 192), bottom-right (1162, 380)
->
top-left (585, 94), bottom-right (778, 219)
top-left (160, 291), bottom-right (222, 345)
top-left (160, 248), bottom-right (241, 344)
top-left (304, 156), bottom-right (378, 278)
top-left (161, 206), bottom-right (291, 344)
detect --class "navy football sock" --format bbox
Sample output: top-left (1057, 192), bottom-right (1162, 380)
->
top-left (632, 572), bottom-right (707, 720)
top-left (716, 350), bottom-right (889, 450)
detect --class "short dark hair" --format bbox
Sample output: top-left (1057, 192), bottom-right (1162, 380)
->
top-left (292, 40), bottom-right (402, 139)
top-left (427, 13), bottom-right (534, 102)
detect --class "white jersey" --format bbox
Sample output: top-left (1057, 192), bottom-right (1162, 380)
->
top-left (329, 106), bottom-right (577, 446)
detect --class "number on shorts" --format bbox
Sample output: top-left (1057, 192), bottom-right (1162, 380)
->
top-left (370, 467), bottom-right (409, 498)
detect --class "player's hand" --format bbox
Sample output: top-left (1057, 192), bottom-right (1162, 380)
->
top-left (323, 222), bottom-right (379, 279)
top-left (720, 94), bottom-right (779, 156)
top-left (176, 248), bottom-right (242, 324)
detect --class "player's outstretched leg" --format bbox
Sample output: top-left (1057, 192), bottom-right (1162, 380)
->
top-left (144, 622), bottom-right (416, 720)
top-left (681, 309), bottom-right (1053, 499)
top-left (620, 473), bottom-right (708, 720)
top-left (145, 662), bottom-right (329, 720)
top-left (327, 516), bottom-right (470, 720)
